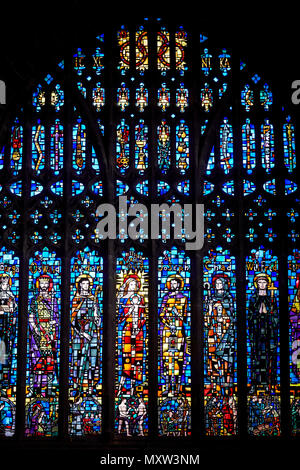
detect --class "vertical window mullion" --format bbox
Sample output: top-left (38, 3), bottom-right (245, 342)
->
top-left (191, 26), bottom-right (205, 438)
top-left (15, 92), bottom-right (32, 440)
top-left (147, 24), bottom-right (159, 439)
top-left (102, 24), bottom-right (116, 442)
top-left (274, 86), bottom-right (291, 437)
top-left (58, 50), bottom-right (73, 440)
top-left (232, 50), bottom-right (248, 438)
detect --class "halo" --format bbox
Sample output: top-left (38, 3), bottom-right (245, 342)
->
top-left (166, 274), bottom-right (184, 291)
top-left (253, 273), bottom-right (271, 289)
top-left (31, 402), bottom-right (43, 415)
top-left (123, 274), bottom-right (141, 290)
top-left (212, 273), bottom-right (230, 289)
top-left (75, 273), bottom-right (93, 291)
top-left (0, 273), bottom-right (12, 287)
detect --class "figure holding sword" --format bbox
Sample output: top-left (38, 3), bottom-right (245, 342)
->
top-left (70, 274), bottom-right (101, 400)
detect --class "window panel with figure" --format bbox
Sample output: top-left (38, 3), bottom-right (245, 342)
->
top-left (203, 247), bottom-right (238, 436)
top-left (158, 247), bottom-right (191, 436)
top-left (246, 248), bottom-right (280, 436)
top-left (0, 248), bottom-right (19, 437)
top-left (116, 249), bottom-right (149, 437)
top-left (69, 248), bottom-right (103, 436)
top-left (25, 248), bottom-right (61, 437)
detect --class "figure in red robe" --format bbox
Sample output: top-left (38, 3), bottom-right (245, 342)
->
top-left (117, 274), bottom-right (146, 397)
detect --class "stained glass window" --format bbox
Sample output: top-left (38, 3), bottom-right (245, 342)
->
top-left (242, 118), bottom-right (256, 173)
top-left (246, 248), bottom-right (280, 436)
top-left (261, 119), bottom-right (275, 172)
top-left (116, 250), bottom-right (149, 436)
top-left (26, 248), bottom-right (61, 437)
top-left (203, 247), bottom-right (237, 435)
top-left (157, 28), bottom-right (170, 74)
top-left (50, 120), bottom-right (64, 175)
top-left (0, 18), bottom-right (298, 454)
top-left (69, 248), bottom-right (103, 436)
top-left (288, 249), bottom-right (300, 435)
top-left (158, 247), bottom-right (191, 436)
top-left (0, 248), bottom-right (19, 437)
top-left (136, 27), bottom-right (148, 74)
top-left (73, 117), bottom-right (87, 173)
top-left (118, 29), bottom-right (130, 73)
top-left (283, 116), bottom-right (296, 173)
top-left (10, 117), bottom-right (23, 175)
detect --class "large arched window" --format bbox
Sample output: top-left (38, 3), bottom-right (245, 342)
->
top-left (0, 16), bottom-right (299, 458)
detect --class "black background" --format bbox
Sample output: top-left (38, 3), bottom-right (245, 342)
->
top-left (0, 0), bottom-right (299, 107)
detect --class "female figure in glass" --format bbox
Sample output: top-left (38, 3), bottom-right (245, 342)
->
top-left (117, 274), bottom-right (146, 397)
top-left (248, 273), bottom-right (279, 392)
top-left (205, 273), bottom-right (235, 385)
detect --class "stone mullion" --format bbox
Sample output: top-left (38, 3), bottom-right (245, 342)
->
top-left (102, 24), bottom-right (117, 443)
top-left (273, 81), bottom-right (290, 438)
top-left (15, 89), bottom-right (32, 441)
top-left (57, 50), bottom-right (73, 440)
top-left (147, 23), bottom-right (159, 439)
top-left (232, 49), bottom-right (248, 439)
top-left (190, 25), bottom-right (205, 439)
